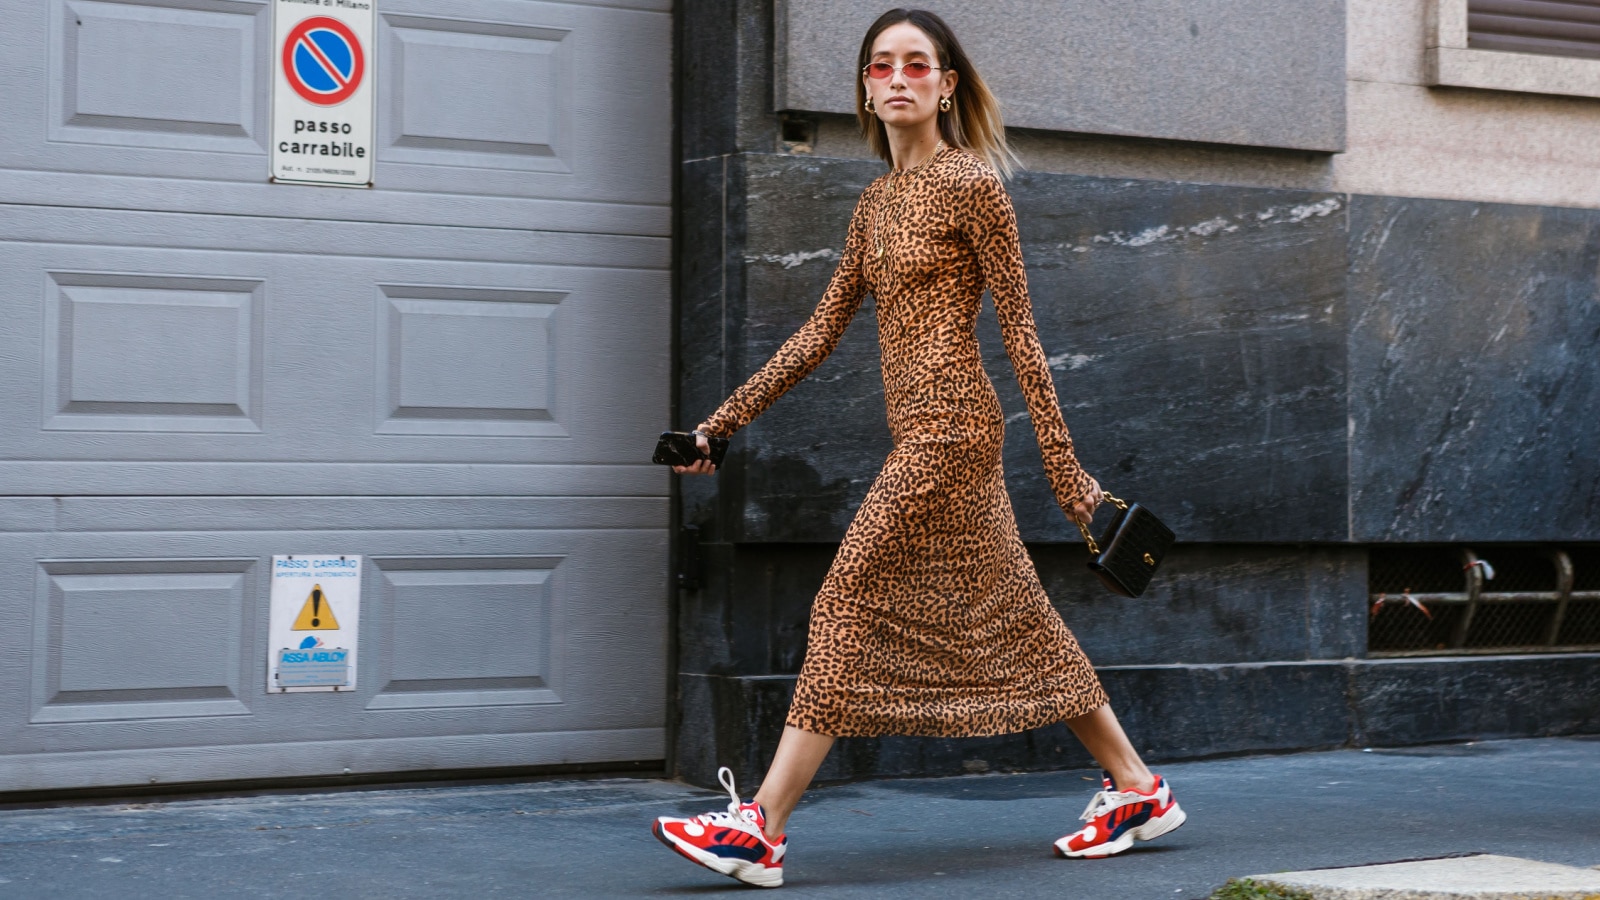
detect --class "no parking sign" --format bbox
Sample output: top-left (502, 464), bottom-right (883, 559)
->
top-left (271, 1), bottom-right (375, 187)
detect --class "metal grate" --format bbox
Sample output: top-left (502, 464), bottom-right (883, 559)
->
top-left (1369, 546), bottom-right (1600, 656)
top-left (1469, 0), bottom-right (1600, 61)
top-left (1368, 547), bottom-right (1466, 653)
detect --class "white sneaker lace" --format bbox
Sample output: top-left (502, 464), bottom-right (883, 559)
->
top-left (1079, 788), bottom-right (1139, 824)
top-left (691, 766), bottom-right (765, 838)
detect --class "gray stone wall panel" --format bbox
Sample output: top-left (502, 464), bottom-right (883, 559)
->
top-left (999, 173), bottom-right (1349, 543)
top-left (775, 0), bottom-right (1346, 152)
top-left (731, 157), bottom-right (892, 542)
top-left (681, 0), bottom-right (780, 159)
top-left (1350, 654), bottom-right (1600, 745)
top-left (1038, 545), bottom-right (1368, 667)
top-left (679, 0), bottom-right (739, 161)
top-left (673, 542), bottom-right (837, 679)
top-left (1348, 195), bottom-right (1600, 542)
top-left (678, 157), bottom-right (747, 545)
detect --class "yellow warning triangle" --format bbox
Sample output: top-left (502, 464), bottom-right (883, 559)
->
top-left (291, 584), bottom-right (340, 631)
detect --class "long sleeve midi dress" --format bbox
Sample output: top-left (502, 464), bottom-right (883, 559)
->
top-left (698, 146), bottom-right (1109, 738)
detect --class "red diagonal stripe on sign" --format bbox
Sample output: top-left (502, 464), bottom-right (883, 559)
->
top-left (299, 31), bottom-right (349, 89)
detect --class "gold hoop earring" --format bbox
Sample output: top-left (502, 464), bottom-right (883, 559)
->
top-left (864, 96), bottom-right (875, 114)
top-left (940, 96), bottom-right (952, 112)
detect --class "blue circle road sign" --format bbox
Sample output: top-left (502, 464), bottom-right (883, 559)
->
top-left (282, 16), bottom-right (365, 106)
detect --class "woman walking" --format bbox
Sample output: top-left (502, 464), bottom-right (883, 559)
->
top-left (653, 9), bottom-right (1185, 887)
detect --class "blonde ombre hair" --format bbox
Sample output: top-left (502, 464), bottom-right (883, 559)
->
top-left (855, 8), bottom-right (1021, 178)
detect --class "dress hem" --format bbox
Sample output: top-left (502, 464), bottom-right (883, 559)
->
top-left (783, 684), bottom-right (1110, 739)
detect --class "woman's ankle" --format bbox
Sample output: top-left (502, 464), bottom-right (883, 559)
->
top-left (759, 808), bottom-right (787, 841)
top-left (753, 794), bottom-right (787, 840)
top-left (1117, 771), bottom-right (1157, 794)
top-left (1126, 777), bottom-right (1157, 794)
top-left (1099, 760), bottom-right (1155, 794)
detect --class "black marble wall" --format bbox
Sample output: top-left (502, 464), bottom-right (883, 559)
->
top-left (1349, 196), bottom-right (1600, 543)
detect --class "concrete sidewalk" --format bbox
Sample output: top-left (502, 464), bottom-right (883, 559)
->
top-left (1246, 854), bottom-right (1600, 899)
top-left (0, 736), bottom-right (1593, 899)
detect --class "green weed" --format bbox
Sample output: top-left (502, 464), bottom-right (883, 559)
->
top-left (1208, 878), bottom-right (1316, 900)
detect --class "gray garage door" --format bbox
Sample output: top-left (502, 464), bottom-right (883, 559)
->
top-left (0, 0), bottom-right (670, 792)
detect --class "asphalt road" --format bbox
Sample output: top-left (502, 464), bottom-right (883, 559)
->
top-left (0, 736), bottom-right (1594, 898)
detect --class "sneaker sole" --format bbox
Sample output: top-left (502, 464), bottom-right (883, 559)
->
top-left (1053, 803), bottom-right (1187, 859)
top-left (652, 819), bottom-right (784, 888)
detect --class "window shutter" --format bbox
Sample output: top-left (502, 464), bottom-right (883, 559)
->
top-left (1469, 0), bottom-right (1600, 60)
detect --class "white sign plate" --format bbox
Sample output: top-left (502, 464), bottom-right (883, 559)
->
top-left (268, 555), bottom-right (362, 692)
top-left (270, 0), bottom-right (376, 187)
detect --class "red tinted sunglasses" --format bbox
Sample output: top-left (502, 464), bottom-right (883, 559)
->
top-left (863, 61), bottom-right (945, 80)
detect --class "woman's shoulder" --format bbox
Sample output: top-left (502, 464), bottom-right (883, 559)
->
top-left (930, 147), bottom-right (1012, 225)
top-left (935, 146), bottom-right (1001, 185)
top-left (931, 147), bottom-right (1009, 208)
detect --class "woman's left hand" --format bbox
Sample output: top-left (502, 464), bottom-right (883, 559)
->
top-left (670, 423), bottom-right (719, 476)
top-left (1066, 475), bottom-right (1103, 525)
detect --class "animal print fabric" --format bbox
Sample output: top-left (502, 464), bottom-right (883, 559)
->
top-left (700, 147), bottom-right (1109, 737)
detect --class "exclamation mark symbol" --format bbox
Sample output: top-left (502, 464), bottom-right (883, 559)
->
top-left (311, 588), bottom-right (322, 628)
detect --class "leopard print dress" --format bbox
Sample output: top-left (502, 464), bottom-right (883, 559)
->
top-left (699, 146), bottom-right (1110, 737)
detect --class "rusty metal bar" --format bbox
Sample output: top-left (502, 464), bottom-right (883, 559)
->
top-left (1369, 591), bottom-right (1561, 605)
top-left (1372, 643), bottom-right (1600, 659)
top-left (1450, 548), bottom-right (1484, 648)
top-left (1545, 549), bottom-right (1575, 646)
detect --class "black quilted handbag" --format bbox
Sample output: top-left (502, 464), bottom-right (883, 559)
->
top-left (1075, 492), bottom-right (1175, 598)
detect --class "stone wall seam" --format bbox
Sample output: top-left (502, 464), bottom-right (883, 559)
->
top-left (719, 153), bottom-right (729, 403)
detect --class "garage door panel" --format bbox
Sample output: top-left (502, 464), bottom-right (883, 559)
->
top-left (42, 496), bottom-right (669, 534)
top-left (0, 520), bottom-right (666, 763)
top-left (381, 13), bottom-right (572, 172)
top-left (0, 203), bottom-right (670, 267)
top-left (0, 728), bottom-right (664, 794)
top-left (0, 242), bottom-right (669, 470)
top-left (0, 462), bottom-right (668, 497)
top-left (43, 272), bottom-right (266, 434)
top-left (5, 0), bottom-right (670, 210)
top-left (364, 556), bottom-right (560, 710)
top-left (49, 0), bottom-right (271, 155)
top-left (0, 170), bottom-right (670, 237)
top-left (30, 557), bottom-right (256, 725)
top-left (367, 0), bottom-right (671, 201)
top-left (376, 285), bottom-right (568, 437)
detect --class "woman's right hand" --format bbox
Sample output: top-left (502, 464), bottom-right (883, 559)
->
top-left (671, 424), bottom-right (718, 476)
top-left (1066, 475), bottom-right (1103, 525)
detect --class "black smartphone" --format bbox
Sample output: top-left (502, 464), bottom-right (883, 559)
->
top-left (652, 431), bottom-right (730, 468)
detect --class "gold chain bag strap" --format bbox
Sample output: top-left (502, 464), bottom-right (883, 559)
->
top-left (1075, 491), bottom-right (1176, 597)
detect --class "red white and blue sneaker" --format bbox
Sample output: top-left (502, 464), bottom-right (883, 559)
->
top-left (1053, 770), bottom-right (1186, 858)
top-left (653, 766), bottom-right (786, 888)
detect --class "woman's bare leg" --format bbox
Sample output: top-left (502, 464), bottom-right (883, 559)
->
top-left (1064, 703), bottom-right (1155, 793)
top-left (748, 710), bottom-right (1145, 839)
top-left (752, 725), bottom-right (835, 839)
